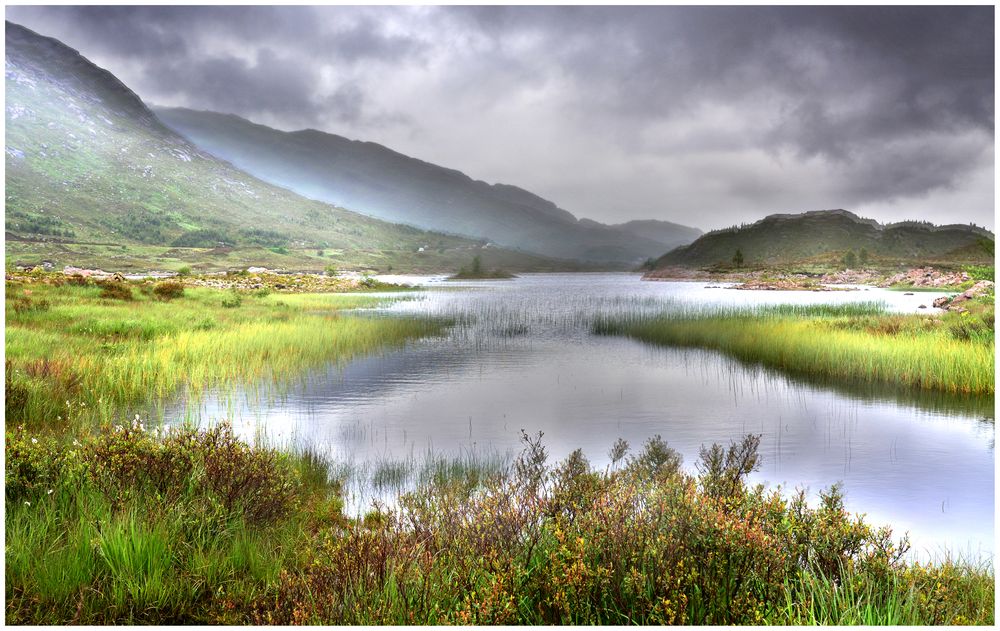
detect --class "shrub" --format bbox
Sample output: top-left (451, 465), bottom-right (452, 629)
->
top-left (191, 424), bottom-right (300, 525)
top-left (221, 290), bottom-right (243, 309)
top-left (98, 281), bottom-right (134, 301)
top-left (152, 281), bottom-right (184, 301)
top-left (696, 433), bottom-right (761, 500)
top-left (627, 434), bottom-right (683, 480)
top-left (176, 266), bottom-right (192, 277)
top-left (9, 295), bottom-right (51, 314)
top-left (5, 426), bottom-right (86, 502)
top-left (88, 420), bottom-right (193, 502)
top-left (66, 273), bottom-right (90, 286)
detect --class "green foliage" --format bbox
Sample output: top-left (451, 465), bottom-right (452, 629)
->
top-left (170, 229), bottom-right (234, 248)
top-left (842, 250), bottom-right (857, 268)
top-left (152, 281), bottom-right (185, 301)
top-left (595, 302), bottom-right (994, 394)
top-left (858, 247), bottom-right (869, 266)
top-left (251, 434), bottom-right (987, 625)
top-left (626, 434), bottom-right (683, 479)
top-left (98, 281), bottom-right (134, 301)
top-left (732, 248), bottom-right (744, 268)
top-left (963, 265), bottom-right (994, 282)
top-left (451, 255), bottom-right (516, 280)
top-left (696, 433), bottom-right (760, 499)
top-left (175, 266), bottom-right (192, 277)
top-left (5, 421), bottom-right (320, 623)
top-left (4, 415), bottom-right (993, 623)
top-left (4, 279), bottom-right (442, 430)
top-left (221, 290), bottom-right (243, 309)
top-left (240, 229), bottom-right (288, 248)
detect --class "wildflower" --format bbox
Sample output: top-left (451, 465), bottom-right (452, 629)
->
top-left (47, 489), bottom-right (53, 495)
top-left (24, 501), bottom-right (30, 507)
top-left (31, 438), bottom-right (37, 444)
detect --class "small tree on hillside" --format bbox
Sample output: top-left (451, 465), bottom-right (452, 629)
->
top-left (732, 248), bottom-right (744, 268)
top-left (858, 248), bottom-right (869, 266)
top-left (842, 250), bottom-right (857, 268)
top-left (472, 255), bottom-right (483, 275)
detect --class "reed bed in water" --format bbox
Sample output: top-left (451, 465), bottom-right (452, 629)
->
top-left (5, 279), bottom-right (444, 430)
top-left (593, 302), bottom-right (995, 395)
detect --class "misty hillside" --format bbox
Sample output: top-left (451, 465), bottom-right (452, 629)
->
top-left (4, 21), bottom-right (579, 273)
top-left (155, 107), bottom-right (701, 264)
top-left (652, 209), bottom-right (994, 269)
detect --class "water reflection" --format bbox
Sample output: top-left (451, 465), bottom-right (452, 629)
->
top-left (169, 273), bottom-right (994, 560)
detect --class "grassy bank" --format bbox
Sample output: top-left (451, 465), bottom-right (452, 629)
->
top-left (594, 302), bottom-right (994, 395)
top-left (6, 427), bottom-right (993, 624)
top-left (5, 274), bottom-right (442, 431)
top-left (5, 276), bottom-right (994, 624)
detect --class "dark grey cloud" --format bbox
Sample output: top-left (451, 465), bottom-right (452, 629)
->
top-left (5, 5), bottom-right (993, 230)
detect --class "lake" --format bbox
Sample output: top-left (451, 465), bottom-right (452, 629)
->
top-left (176, 273), bottom-right (994, 560)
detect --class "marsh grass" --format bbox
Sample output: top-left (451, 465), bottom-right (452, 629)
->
top-left (5, 278), bottom-right (444, 429)
top-left (594, 302), bottom-right (994, 394)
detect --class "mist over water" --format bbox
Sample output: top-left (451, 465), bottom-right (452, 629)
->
top-left (174, 274), bottom-right (994, 560)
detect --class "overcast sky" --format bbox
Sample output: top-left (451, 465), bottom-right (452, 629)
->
top-left (6, 5), bottom-right (995, 230)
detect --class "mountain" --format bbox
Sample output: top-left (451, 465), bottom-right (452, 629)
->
top-left (651, 209), bottom-right (993, 269)
top-left (4, 21), bottom-right (583, 273)
top-left (154, 107), bottom-right (701, 264)
top-left (607, 220), bottom-right (704, 254)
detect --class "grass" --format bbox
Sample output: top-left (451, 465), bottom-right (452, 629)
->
top-left (5, 273), bottom-right (445, 431)
top-left (4, 275), bottom-right (995, 624)
top-left (6, 427), bottom-right (993, 624)
top-left (594, 301), bottom-right (995, 395)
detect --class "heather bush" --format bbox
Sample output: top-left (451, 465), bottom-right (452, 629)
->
top-left (98, 281), bottom-right (134, 301)
top-left (152, 280), bottom-right (184, 301)
top-left (5, 426), bottom-right (992, 624)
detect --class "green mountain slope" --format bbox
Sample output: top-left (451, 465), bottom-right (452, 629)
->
top-left (155, 107), bottom-right (701, 264)
top-left (4, 21), bottom-right (583, 273)
top-left (653, 209), bottom-right (993, 269)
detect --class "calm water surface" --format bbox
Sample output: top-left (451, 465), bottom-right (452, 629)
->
top-left (176, 273), bottom-right (994, 559)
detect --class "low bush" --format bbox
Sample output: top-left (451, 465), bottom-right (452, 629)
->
top-left (9, 295), bottom-right (51, 314)
top-left (98, 281), bottom-right (134, 301)
top-left (152, 281), bottom-right (185, 301)
top-left (5, 426), bottom-right (992, 624)
top-left (221, 290), bottom-right (242, 308)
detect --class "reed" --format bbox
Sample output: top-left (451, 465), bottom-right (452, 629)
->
top-left (594, 302), bottom-right (994, 395)
top-left (5, 280), bottom-right (443, 429)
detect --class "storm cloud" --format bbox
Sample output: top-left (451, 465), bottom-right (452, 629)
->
top-left (6, 5), bottom-right (994, 230)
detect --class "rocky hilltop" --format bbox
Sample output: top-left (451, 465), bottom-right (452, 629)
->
top-left (649, 209), bottom-right (992, 270)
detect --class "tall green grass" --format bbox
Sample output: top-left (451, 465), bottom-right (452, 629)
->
top-left (594, 302), bottom-right (994, 395)
top-left (5, 280), bottom-right (444, 429)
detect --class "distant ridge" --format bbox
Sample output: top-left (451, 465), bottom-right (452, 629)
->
top-left (4, 21), bottom-right (585, 272)
top-left (652, 209), bottom-right (993, 268)
top-left (155, 107), bottom-right (702, 264)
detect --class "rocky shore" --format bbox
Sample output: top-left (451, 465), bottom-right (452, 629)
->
top-left (5, 266), bottom-right (406, 293)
